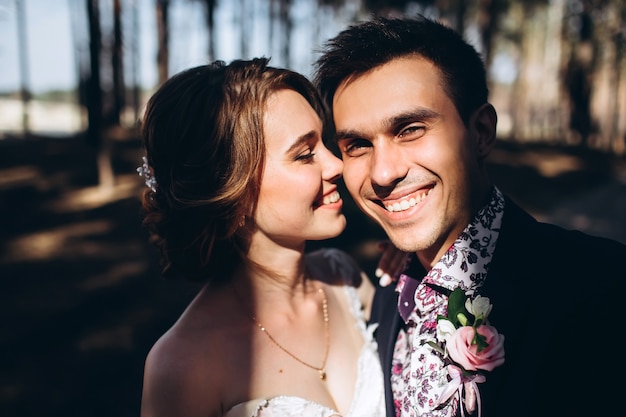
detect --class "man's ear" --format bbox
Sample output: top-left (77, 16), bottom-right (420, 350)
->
top-left (470, 103), bottom-right (497, 159)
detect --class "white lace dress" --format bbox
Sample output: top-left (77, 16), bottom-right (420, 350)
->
top-left (223, 249), bottom-right (386, 417)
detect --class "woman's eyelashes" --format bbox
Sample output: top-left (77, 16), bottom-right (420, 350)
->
top-left (295, 149), bottom-right (315, 163)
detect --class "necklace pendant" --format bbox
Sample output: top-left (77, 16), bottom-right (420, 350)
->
top-left (319, 370), bottom-right (326, 381)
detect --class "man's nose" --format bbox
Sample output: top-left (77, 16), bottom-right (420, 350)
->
top-left (369, 142), bottom-right (408, 191)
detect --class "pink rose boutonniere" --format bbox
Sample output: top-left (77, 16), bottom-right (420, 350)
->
top-left (429, 287), bottom-right (505, 416)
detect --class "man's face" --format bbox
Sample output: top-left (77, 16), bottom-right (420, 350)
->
top-left (333, 56), bottom-right (488, 267)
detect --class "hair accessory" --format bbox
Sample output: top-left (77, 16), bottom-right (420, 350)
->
top-left (137, 156), bottom-right (157, 192)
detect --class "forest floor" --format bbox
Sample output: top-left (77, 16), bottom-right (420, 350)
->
top-left (1, 134), bottom-right (625, 417)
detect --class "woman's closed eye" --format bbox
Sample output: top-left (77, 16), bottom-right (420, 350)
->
top-left (295, 150), bottom-right (316, 162)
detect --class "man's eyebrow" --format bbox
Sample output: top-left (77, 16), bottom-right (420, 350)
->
top-left (286, 130), bottom-right (317, 153)
top-left (335, 128), bottom-right (363, 141)
top-left (335, 108), bottom-right (441, 140)
top-left (388, 108), bottom-right (440, 126)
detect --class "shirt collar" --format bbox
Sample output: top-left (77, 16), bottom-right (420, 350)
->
top-left (397, 186), bottom-right (505, 323)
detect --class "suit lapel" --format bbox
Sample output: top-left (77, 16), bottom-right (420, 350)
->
top-left (370, 284), bottom-right (401, 417)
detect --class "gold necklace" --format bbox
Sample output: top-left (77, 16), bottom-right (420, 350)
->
top-left (249, 287), bottom-right (330, 381)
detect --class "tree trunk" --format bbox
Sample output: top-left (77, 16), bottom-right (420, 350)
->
top-left (15, 0), bottom-right (31, 136)
top-left (204, 0), bottom-right (217, 62)
top-left (477, 0), bottom-right (500, 70)
top-left (611, 2), bottom-right (625, 155)
top-left (111, 0), bottom-right (125, 126)
top-left (86, 0), bottom-right (114, 190)
top-left (130, 0), bottom-right (141, 123)
top-left (156, 0), bottom-right (170, 86)
top-left (279, 0), bottom-right (292, 68)
top-left (86, 0), bottom-right (103, 147)
top-left (239, 0), bottom-right (248, 58)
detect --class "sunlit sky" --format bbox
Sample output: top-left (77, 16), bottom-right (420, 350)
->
top-left (0, 0), bottom-right (153, 92)
top-left (0, 0), bottom-right (350, 94)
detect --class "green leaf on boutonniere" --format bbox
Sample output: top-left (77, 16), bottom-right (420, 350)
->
top-left (427, 341), bottom-right (446, 354)
top-left (472, 329), bottom-right (489, 352)
top-left (446, 287), bottom-right (468, 327)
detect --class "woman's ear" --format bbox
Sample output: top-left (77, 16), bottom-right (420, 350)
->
top-left (470, 103), bottom-right (497, 159)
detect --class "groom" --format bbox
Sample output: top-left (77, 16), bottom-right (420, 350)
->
top-left (314, 15), bottom-right (626, 417)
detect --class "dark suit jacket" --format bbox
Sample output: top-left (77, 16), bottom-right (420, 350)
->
top-left (370, 196), bottom-right (626, 417)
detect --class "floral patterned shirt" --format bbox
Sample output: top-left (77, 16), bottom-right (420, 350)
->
top-left (390, 186), bottom-right (505, 417)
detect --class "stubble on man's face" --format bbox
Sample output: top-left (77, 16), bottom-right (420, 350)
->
top-left (333, 57), bottom-right (483, 267)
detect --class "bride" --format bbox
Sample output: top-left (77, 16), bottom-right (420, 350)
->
top-left (137, 58), bottom-right (405, 417)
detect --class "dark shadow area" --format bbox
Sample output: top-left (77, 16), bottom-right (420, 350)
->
top-left (0, 135), bottom-right (624, 417)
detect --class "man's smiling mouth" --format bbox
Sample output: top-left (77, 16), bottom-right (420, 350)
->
top-left (383, 188), bottom-right (432, 212)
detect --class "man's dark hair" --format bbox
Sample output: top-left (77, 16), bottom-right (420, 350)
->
top-left (314, 14), bottom-right (489, 125)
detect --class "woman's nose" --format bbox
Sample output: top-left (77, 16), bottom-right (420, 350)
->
top-left (321, 147), bottom-right (343, 182)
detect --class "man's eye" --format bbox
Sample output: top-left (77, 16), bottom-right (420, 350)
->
top-left (341, 139), bottom-right (371, 157)
top-left (398, 125), bottom-right (426, 139)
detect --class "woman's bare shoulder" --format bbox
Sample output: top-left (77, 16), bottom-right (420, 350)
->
top-left (140, 287), bottom-right (240, 417)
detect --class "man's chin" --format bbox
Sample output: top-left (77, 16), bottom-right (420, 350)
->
top-left (384, 234), bottom-right (421, 254)
top-left (383, 226), bottom-right (437, 254)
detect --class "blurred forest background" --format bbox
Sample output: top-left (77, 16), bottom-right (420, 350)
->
top-left (1, 0), bottom-right (625, 416)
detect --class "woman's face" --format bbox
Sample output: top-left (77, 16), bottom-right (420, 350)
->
top-left (253, 89), bottom-right (346, 249)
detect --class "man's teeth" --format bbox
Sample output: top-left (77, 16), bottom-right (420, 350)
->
top-left (384, 189), bottom-right (430, 212)
top-left (322, 190), bottom-right (341, 205)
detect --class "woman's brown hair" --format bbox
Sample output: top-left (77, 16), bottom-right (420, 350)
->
top-left (139, 58), bottom-right (330, 284)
